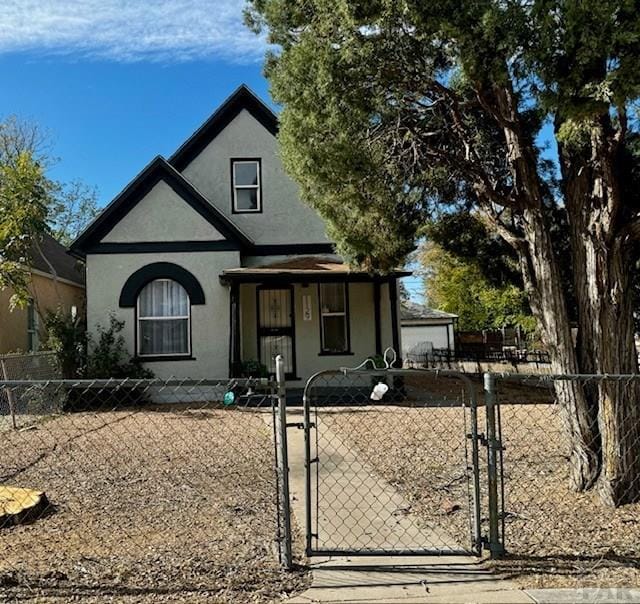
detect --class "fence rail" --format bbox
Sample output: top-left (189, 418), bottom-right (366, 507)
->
top-left (405, 347), bottom-right (551, 367)
top-left (0, 352), bottom-right (60, 430)
top-left (490, 372), bottom-right (640, 567)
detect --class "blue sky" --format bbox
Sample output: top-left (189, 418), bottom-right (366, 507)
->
top-left (0, 56), bottom-right (270, 202)
top-left (0, 1), bottom-right (270, 204)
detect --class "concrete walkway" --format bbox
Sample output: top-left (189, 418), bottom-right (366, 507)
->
top-left (288, 555), bottom-right (532, 603)
top-left (280, 409), bottom-right (639, 603)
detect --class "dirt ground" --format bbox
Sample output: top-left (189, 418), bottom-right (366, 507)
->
top-left (321, 373), bottom-right (640, 589)
top-left (0, 406), bottom-right (308, 603)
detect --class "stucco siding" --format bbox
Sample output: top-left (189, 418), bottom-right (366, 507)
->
top-left (181, 109), bottom-right (330, 245)
top-left (0, 274), bottom-right (84, 354)
top-left (85, 251), bottom-right (240, 379)
top-left (101, 180), bottom-right (226, 243)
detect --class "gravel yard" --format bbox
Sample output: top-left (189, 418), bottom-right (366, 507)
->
top-left (0, 405), bottom-right (308, 603)
top-left (320, 373), bottom-right (640, 589)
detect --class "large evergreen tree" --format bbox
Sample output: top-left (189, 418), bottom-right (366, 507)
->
top-left (247, 0), bottom-right (640, 505)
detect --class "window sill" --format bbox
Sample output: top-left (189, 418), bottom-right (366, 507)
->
top-left (137, 355), bottom-right (195, 362)
top-left (318, 351), bottom-right (354, 357)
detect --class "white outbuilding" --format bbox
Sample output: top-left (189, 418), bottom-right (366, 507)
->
top-left (401, 301), bottom-right (457, 360)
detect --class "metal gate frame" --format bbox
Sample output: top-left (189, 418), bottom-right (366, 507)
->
top-left (301, 366), bottom-right (486, 558)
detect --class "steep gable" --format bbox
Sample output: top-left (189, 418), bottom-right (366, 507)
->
top-left (102, 179), bottom-right (225, 243)
top-left (168, 85), bottom-right (278, 172)
top-left (70, 156), bottom-right (253, 257)
top-left (172, 89), bottom-right (331, 247)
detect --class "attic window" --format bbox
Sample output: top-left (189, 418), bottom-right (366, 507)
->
top-left (232, 159), bottom-right (261, 213)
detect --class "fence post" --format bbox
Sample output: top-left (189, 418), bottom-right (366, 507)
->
top-left (484, 372), bottom-right (505, 558)
top-left (1, 359), bottom-right (17, 430)
top-left (275, 355), bottom-right (293, 569)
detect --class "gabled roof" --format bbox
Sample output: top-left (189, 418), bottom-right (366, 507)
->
top-left (69, 156), bottom-right (254, 258)
top-left (401, 301), bottom-right (458, 322)
top-left (169, 85), bottom-right (279, 171)
top-left (27, 233), bottom-right (85, 286)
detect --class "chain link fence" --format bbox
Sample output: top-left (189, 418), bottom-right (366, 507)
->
top-left (0, 352), bottom-right (59, 430)
top-left (303, 367), bottom-right (483, 556)
top-left (3, 363), bottom-right (640, 596)
top-left (0, 352), bottom-right (59, 381)
top-left (0, 377), bottom-right (306, 603)
top-left (492, 373), bottom-right (640, 587)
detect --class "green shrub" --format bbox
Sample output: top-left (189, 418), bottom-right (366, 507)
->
top-left (87, 314), bottom-right (154, 379)
top-left (45, 310), bottom-right (153, 380)
top-left (44, 307), bottom-right (87, 378)
top-left (240, 359), bottom-right (269, 378)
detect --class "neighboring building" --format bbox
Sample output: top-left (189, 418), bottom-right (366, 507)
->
top-left (70, 85), bottom-right (407, 382)
top-left (0, 233), bottom-right (85, 354)
top-left (401, 301), bottom-right (457, 359)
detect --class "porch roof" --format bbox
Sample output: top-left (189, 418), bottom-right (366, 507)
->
top-left (220, 256), bottom-right (411, 283)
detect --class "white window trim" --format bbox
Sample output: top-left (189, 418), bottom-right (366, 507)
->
top-left (232, 159), bottom-right (261, 213)
top-left (136, 279), bottom-right (192, 358)
top-left (319, 283), bottom-right (349, 354)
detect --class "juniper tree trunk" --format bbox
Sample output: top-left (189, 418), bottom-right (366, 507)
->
top-left (489, 84), bottom-right (601, 490)
top-left (518, 206), bottom-right (601, 491)
top-left (561, 124), bottom-right (640, 505)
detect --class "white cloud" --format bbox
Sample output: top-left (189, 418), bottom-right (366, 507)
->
top-left (0, 1), bottom-right (267, 63)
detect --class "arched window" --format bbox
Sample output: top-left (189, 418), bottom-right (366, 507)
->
top-left (137, 279), bottom-right (190, 357)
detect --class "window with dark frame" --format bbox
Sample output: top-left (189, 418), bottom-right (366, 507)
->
top-left (27, 300), bottom-right (39, 352)
top-left (137, 279), bottom-right (191, 357)
top-left (231, 159), bottom-right (261, 213)
top-left (319, 283), bottom-right (349, 353)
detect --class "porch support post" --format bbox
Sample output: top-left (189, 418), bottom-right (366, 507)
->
top-left (388, 277), bottom-right (400, 359)
top-left (373, 280), bottom-right (382, 355)
top-left (229, 282), bottom-right (241, 377)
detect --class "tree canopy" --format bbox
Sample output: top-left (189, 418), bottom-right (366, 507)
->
top-left (247, 0), bottom-right (640, 269)
top-left (0, 117), bottom-right (99, 306)
top-left (0, 151), bottom-right (49, 308)
top-left (421, 241), bottom-right (535, 332)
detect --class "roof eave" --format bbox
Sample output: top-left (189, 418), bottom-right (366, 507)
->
top-left (220, 270), bottom-right (410, 285)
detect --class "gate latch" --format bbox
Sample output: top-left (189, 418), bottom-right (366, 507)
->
top-left (286, 422), bottom-right (314, 429)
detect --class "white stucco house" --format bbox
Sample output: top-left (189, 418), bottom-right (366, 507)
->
top-left (70, 85), bottom-right (406, 383)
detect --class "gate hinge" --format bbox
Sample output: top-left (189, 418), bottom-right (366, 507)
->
top-left (309, 457), bottom-right (320, 464)
top-left (469, 432), bottom-right (488, 446)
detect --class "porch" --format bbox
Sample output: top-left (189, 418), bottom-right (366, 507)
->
top-left (221, 257), bottom-right (408, 383)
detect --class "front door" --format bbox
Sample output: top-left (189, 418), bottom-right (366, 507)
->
top-left (257, 286), bottom-right (296, 377)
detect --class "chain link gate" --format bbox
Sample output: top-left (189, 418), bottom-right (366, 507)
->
top-left (301, 366), bottom-right (485, 557)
